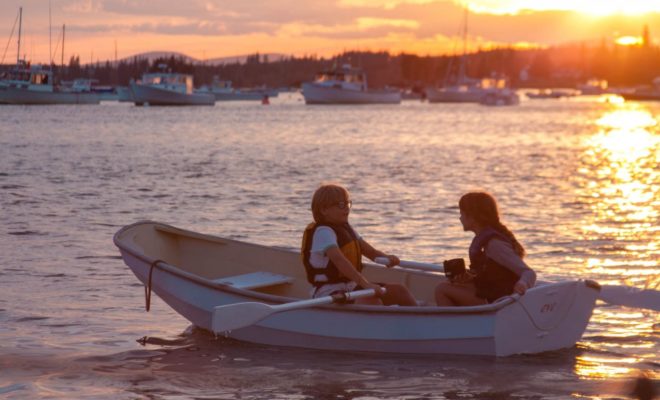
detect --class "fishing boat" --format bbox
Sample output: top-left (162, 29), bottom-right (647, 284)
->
top-left (0, 8), bottom-right (100, 105)
top-left (130, 70), bottom-right (215, 106)
top-left (196, 76), bottom-right (278, 101)
top-left (0, 62), bottom-right (100, 105)
top-left (114, 221), bottom-right (602, 356)
top-left (301, 64), bottom-right (401, 105)
top-left (479, 85), bottom-right (520, 106)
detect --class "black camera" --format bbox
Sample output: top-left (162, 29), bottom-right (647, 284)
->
top-left (443, 258), bottom-right (466, 280)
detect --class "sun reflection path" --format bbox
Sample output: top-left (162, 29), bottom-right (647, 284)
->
top-left (576, 106), bottom-right (659, 286)
top-left (573, 104), bottom-right (659, 381)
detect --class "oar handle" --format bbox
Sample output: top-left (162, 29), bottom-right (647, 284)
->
top-left (374, 257), bottom-right (444, 272)
top-left (273, 288), bottom-right (379, 312)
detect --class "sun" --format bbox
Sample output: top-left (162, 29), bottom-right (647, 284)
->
top-left (616, 36), bottom-right (644, 46)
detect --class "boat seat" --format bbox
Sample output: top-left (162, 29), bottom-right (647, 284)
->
top-left (212, 271), bottom-right (295, 290)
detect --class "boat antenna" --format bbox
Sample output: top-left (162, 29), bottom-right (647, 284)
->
top-left (17, 6), bottom-right (22, 64)
top-left (1, 8), bottom-right (20, 65)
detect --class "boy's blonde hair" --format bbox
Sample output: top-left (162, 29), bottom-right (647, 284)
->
top-left (311, 184), bottom-right (350, 223)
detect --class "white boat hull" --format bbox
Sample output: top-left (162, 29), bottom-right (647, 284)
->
top-left (302, 83), bottom-right (401, 104)
top-left (0, 86), bottom-right (100, 104)
top-left (426, 87), bottom-right (485, 103)
top-left (114, 221), bottom-right (599, 356)
top-left (131, 83), bottom-right (215, 106)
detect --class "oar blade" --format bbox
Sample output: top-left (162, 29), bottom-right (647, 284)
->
top-left (599, 285), bottom-right (660, 311)
top-left (212, 302), bottom-right (275, 333)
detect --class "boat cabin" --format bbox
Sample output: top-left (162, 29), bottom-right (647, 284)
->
top-left (0, 61), bottom-right (53, 92)
top-left (313, 64), bottom-right (367, 91)
top-left (140, 73), bottom-right (194, 95)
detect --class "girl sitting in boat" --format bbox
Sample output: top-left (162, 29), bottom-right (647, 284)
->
top-left (435, 192), bottom-right (536, 306)
top-left (302, 184), bottom-right (417, 306)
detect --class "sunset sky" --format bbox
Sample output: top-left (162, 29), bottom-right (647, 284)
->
top-left (1, 0), bottom-right (659, 64)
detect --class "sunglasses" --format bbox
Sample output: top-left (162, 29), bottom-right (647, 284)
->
top-left (334, 200), bottom-right (352, 210)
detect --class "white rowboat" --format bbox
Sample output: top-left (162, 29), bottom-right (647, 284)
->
top-left (114, 221), bottom-right (600, 356)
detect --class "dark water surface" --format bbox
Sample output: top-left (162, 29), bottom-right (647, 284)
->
top-left (1, 94), bottom-right (658, 399)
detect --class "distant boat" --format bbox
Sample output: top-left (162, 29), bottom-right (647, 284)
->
top-left (526, 89), bottom-right (578, 99)
top-left (577, 79), bottom-right (608, 95)
top-left (196, 76), bottom-right (278, 101)
top-left (61, 78), bottom-right (118, 101)
top-left (130, 70), bottom-right (215, 106)
top-left (0, 8), bottom-right (99, 105)
top-left (0, 62), bottom-right (100, 105)
top-left (621, 77), bottom-right (660, 102)
top-left (426, 8), bottom-right (517, 106)
top-left (301, 64), bottom-right (401, 105)
top-left (116, 86), bottom-right (133, 102)
top-left (479, 86), bottom-right (520, 106)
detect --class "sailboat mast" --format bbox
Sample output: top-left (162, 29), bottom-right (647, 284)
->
top-left (49, 1), bottom-right (52, 65)
top-left (458, 6), bottom-right (468, 82)
top-left (17, 7), bottom-right (22, 64)
top-left (61, 24), bottom-right (65, 70)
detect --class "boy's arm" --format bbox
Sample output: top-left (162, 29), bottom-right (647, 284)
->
top-left (359, 239), bottom-right (400, 267)
top-left (326, 247), bottom-right (383, 293)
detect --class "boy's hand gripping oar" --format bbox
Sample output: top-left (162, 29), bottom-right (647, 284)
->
top-left (212, 288), bottom-right (380, 333)
top-left (375, 257), bottom-right (659, 312)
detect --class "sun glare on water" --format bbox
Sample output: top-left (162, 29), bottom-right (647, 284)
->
top-left (576, 106), bottom-right (659, 284)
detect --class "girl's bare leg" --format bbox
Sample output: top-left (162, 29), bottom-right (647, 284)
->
top-left (435, 282), bottom-right (487, 306)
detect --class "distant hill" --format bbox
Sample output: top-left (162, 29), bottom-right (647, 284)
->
top-left (117, 51), bottom-right (288, 66)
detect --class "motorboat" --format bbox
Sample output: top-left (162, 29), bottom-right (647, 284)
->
top-left (301, 64), bottom-right (401, 105)
top-left (526, 89), bottom-right (578, 99)
top-left (621, 77), bottom-right (660, 102)
top-left (130, 70), bottom-right (215, 106)
top-left (196, 76), bottom-right (278, 101)
top-left (114, 221), bottom-right (601, 356)
top-left (60, 78), bottom-right (118, 101)
top-left (479, 86), bottom-right (520, 106)
top-left (0, 62), bottom-right (100, 105)
top-left (578, 79), bottom-right (608, 95)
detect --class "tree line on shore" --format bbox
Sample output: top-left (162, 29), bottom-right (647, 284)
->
top-left (2, 40), bottom-right (659, 89)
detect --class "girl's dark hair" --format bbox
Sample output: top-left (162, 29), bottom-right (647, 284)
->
top-left (459, 192), bottom-right (525, 257)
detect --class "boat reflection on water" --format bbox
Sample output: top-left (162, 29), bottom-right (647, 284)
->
top-left (572, 105), bottom-right (659, 382)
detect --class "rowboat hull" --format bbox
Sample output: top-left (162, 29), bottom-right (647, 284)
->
top-left (114, 221), bottom-right (599, 356)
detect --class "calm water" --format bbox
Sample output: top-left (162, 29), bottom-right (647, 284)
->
top-left (1, 94), bottom-right (658, 399)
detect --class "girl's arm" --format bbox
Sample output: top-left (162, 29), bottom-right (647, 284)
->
top-left (486, 239), bottom-right (536, 293)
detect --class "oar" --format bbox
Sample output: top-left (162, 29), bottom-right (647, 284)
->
top-left (374, 257), bottom-right (660, 312)
top-left (375, 257), bottom-right (444, 272)
top-left (211, 288), bottom-right (380, 333)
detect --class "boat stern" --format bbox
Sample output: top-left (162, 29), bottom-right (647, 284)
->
top-left (493, 280), bottom-right (599, 356)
